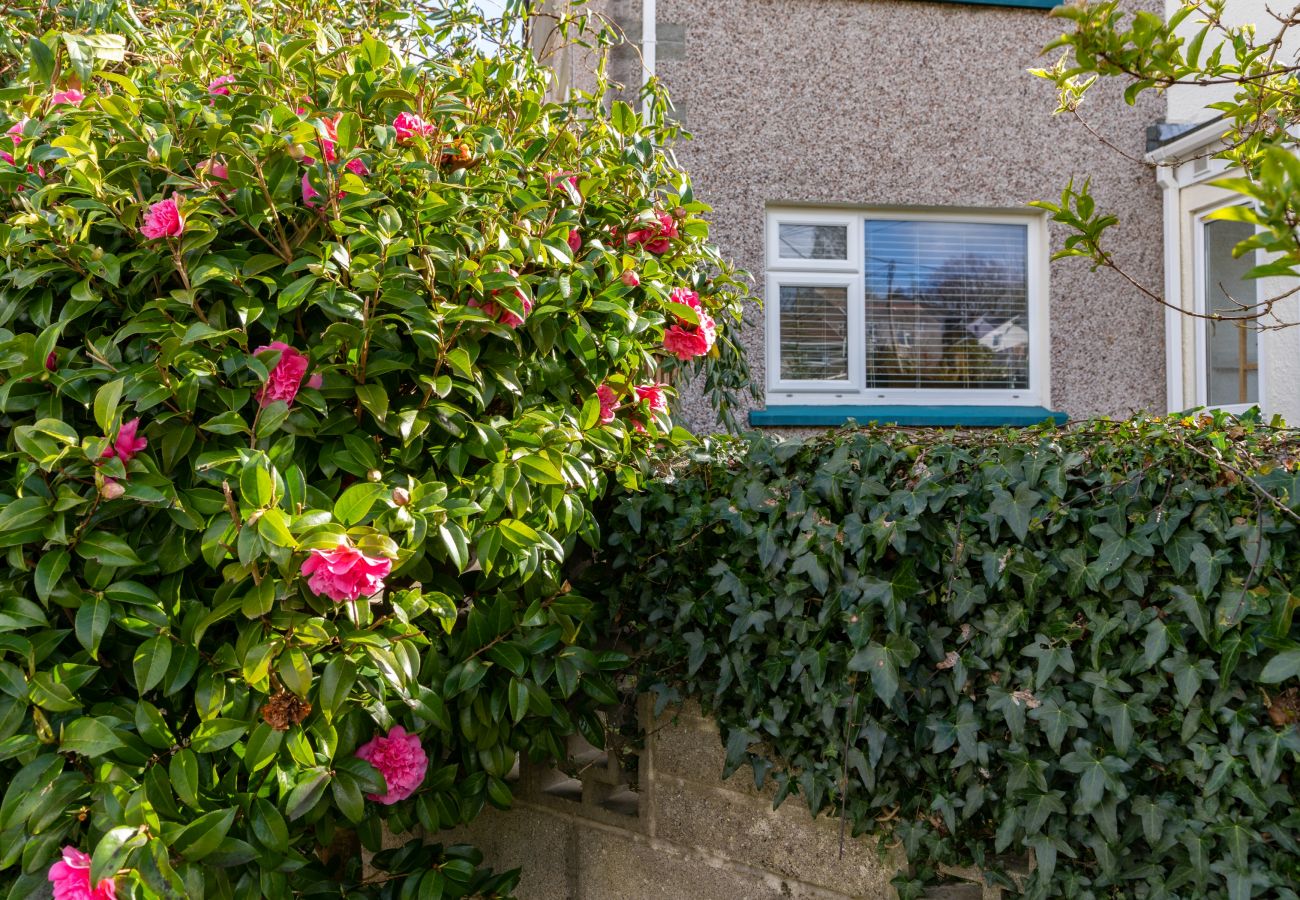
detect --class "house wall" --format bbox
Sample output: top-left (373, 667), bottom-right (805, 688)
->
top-left (426, 699), bottom-right (1027, 899)
top-left (616, 0), bottom-right (1168, 431)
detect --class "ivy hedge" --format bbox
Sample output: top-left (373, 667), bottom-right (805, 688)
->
top-left (604, 414), bottom-right (1300, 899)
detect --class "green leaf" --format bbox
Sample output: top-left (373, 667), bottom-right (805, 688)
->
top-left (286, 769), bottom-right (331, 820)
top-left (133, 636), bottom-right (173, 694)
top-left (356, 384), bottom-right (389, 422)
top-left (319, 657), bottom-right (356, 720)
top-left (90, 825), bottom-right (143, 886)
top-left (174, 808), bottom-right (236, 861)
top-left (190, 718), bottom-right (247, 753)
top-left (251, 798), bottom-right (289, 852)
top-left (169, 749), bottom-right (200, 808)
top-left (76, 531), bottom-right (143, 568)
top-left (243, 723), bottom-right (284, 774)
top-left (334, 482), bottom-right (388, 526)
top-left (61, 717), bottom-right (124, 758)
top-left (1259, 649), bottom-right (1300, 683)
top-left (75, 594), bottom-right (111, 659)
top-left (34, 549), bottom-right (70, 603)
top-left (94, 378), bottom-right (126, 433)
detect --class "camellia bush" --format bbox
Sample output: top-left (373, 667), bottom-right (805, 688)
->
top-left (605, 415), bottom-right (1300, 899)
top-left (0, 0), bottom-right (747, 896)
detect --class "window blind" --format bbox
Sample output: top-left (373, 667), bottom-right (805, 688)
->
top-left (864, 220), bottom-right (1030, 390)
top-left (778, 284), bottom-right (849, 381)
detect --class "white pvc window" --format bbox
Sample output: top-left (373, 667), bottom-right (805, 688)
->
top-left (765, 208), bottom-right (1049, 404)
top-left (1194, 210), bottom-right (1261, 412)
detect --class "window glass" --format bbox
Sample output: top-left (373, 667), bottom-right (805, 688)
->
top-left (1202, 218), bottom-right (1258, 406)
top-left (864, 220), bottom-right (1029, 390)
top-left (778, 223), bottom-right (848, 261)
top-left (778, 284), bottom-right (849, 380)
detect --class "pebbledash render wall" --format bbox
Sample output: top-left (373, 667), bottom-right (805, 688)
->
top-left (605, 0), bottom-right (1168, 432)
top-left (427, 699), bottom-right (1028, 899)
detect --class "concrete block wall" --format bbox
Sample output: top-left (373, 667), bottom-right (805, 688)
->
top-left (429, 699), bottom-right (1025, 899)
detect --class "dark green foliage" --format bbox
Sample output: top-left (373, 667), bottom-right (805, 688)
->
top-left (605, 414), bottom-right (1300, 899)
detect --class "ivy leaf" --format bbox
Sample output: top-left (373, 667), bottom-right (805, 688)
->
top-left (989, 483), bottom-right (1040, 542)
top-left (1259, 649), bottom-right (1300, 683)
top-left (847, 635), bottom-right (918, 705)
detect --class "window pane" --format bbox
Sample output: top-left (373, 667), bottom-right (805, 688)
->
top-left (778, 223), bottom-right (848, 260)
top-left (779, 284), bottom-right (849, 381)
top-left (1203, 218), bottom-right (1258, 406)
top-left (864, 220), bottom-right (1029, 390)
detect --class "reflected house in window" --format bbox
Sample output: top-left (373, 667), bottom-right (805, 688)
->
top-left (865, 221), bottom-right (1031, 392)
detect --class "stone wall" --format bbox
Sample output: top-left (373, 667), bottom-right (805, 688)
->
top-left (431, 699), bottom-right (1028, 899)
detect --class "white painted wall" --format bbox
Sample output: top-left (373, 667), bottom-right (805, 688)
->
top-left (1158, 2), bottom-right (1300, 424)
top-left (1165, 0), bottom-right (1300, 123)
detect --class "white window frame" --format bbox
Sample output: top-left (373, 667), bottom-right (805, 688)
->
top-left (764, 206), bottom-right (1050, 406)
top-left (1191, 201), bottom-right (1264, 415)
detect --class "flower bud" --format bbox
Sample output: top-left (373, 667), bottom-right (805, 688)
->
top-left (90, 246), bottom-right (104, 260)
top-left (621, 270), bottom-right (640, 287)
top-left (287, 143), bottom-right (307, 161)
top-left (146, 146), bottom-right (160, 162)
top-left (100, 479), bottom-right (125, 501)
top-left (367, 468), bottom-right (383, 483)
top-left (673, 206), bottom-right (687, 219)
top-left (392, 487), bottom-right (411, 507)
top-left (44, 352), bottom-right (56, 371)
top-left (258, 42), bottom-right (274, 57)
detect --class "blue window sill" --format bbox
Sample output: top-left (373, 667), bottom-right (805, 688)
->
top-left (924, 0), bottom-right (1062, 8)
top-left (748, 405), bottom-right (1068, 428)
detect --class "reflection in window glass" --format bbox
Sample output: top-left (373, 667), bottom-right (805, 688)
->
top-left (1203, 218), bottom-right (1258, 406)
top-left (864, 221), bottom-right (1029, 390)
top-left (779, 285), bottom-right (849, 380)
top-left (778, 224), bottom-right (848, 260)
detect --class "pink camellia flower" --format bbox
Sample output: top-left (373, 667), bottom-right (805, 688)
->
top-left (663, 316), bottom-right (716, 360)
top-left (393, 112), bottom-right (434, 142)
top-left (50, 88), bottom-right (85, 106)
top-left (547, 171), bottom-right (580, 195)
top-left (662, 287), bottom-right (716, 360)
top-left (140, 197), bottom-right (183, 240)
top-left (7, 118), bottom-right (28, 145)
top-left (48, 846), bottom-right (117, 900)
top-left (0, 150), bottom-right (13, 166)
top-left (596, 384), bottom-right (617, 425)
top-left (355, 726), bottom-right (427, 804)
top-left (301, 172), bottom-right (322, 209)
top-left (255, 341), bottom-right (310, 407)
top-left (102, 418), bottom-right (148, 465)
top-left (567, 229), bottom-right (582, 254)
top-left (344, 157), bottom-right (369, 177)
top-left (208, 75), bottom-right (236, 96)
top-left (621, 270), bottom-right (640, 288)
top-left (469, 293), bottom-right (533, 329)
top-left (631, 419), bottom-right (647, 434)
top-left (306, 373), bottom-right (324, 390)
top-left (301, 539), bottom-right (392, 603)
top-left (319, 113), bottom-right (341, 163)
top-left (470, 272), bottom-right (532, 328)
top-left (669, 286), bottom-right (701, 311)
top-left (198, 159), bottom-right (228, 181)
top-left (635, 383), bottom-right (669, 414)
top-left (626, 211), bottom-right (679, 255)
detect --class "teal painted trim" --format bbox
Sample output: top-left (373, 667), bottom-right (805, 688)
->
top-left (748, 405), bottom-right (1069, 428)
top-left (923, 0), bottom-right (1063, 9)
